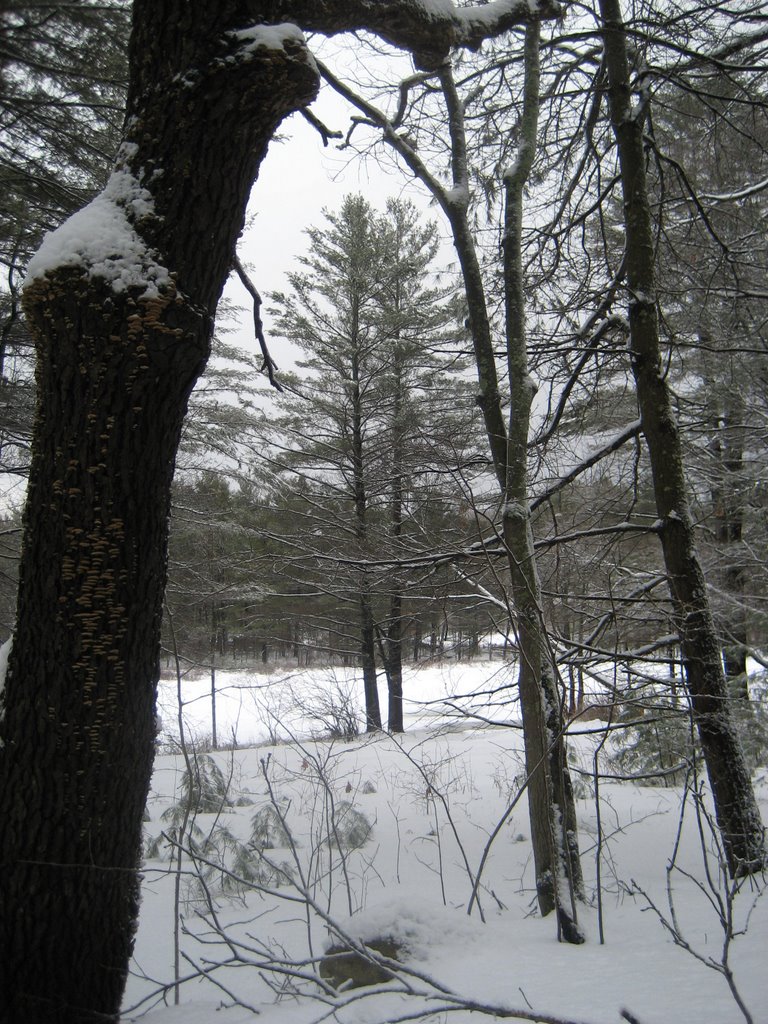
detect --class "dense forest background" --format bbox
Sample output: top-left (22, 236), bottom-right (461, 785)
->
top-left (0, 2), bottom-right (767, 1018)
top-left (3, 1), bottom-right (766, 713)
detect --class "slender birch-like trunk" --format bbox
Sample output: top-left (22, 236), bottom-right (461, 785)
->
top-left (502, 20), bottom-right (584, 941)
top-left (432, 58), bottom-right (585, 939)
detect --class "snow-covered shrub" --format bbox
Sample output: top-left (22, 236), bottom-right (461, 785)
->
top-left (249, 804), bottom-right (292, 850)
top-left (143, 754), bottom-right (235, 860)
top-left (179, 753), bottom-right (233, 813)
top-left (320, 938), bottom-right (403, 989)
top-left (569, 769), bottom-right (595, 801)
top-left (145, 818), bottom-right (208, 861)
top-left (329, 800), bottom-right (373, 850)
top-left (229, 844), bottom-right (294, 891)
top-left (143, 832), bottom-right (164, 860)
top-left (611, 684), bottom-right (768, 784)
top-left (609, 706), bottom-right (695, 786)
top-left (298, 674), bottom-right (361, 741)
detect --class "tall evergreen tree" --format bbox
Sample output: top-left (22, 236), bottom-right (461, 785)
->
top-left (272, 194), bottom-right (387, 729)
top-left (269, 194), bottom-right (477, 732)
top-left (0, 0), bottom-right (128, 473)
top-left (646, 68), bottom-right (768, 692)
top-left (372, 198), bottom-right (478, 731)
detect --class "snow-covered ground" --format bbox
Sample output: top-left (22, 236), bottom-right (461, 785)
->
top-left (125, 662), bottom-right (768, 1024)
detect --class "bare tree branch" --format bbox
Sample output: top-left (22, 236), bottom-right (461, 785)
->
top-left (232, 254), bottom-right (284, 393)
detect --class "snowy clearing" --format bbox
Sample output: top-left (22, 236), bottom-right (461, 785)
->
top-left (125, 662), bottom-right (767, 1024)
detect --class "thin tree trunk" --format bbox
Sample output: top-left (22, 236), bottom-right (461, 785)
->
top-left (502, 20), bottom-right (583, 941)
top-left (351, 338), bottom-right (382, 731)
top-left (430, 59), bottom-right (584, 938)
top-left (710, 390), bottom-right (749, 697)
top-left (599, 0), bottom-right (764, 875)
top-left (359, 590), bottom-right (381, 730)
top-left (387, 337), bottom-right (406, 733)
top-left (386, 591), bottom-right (405, 733)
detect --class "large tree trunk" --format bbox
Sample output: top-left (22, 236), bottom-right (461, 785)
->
top-left (599, 0), bottom-right (764, 876)
top-left (0, 5), bottom-right (318, 1020)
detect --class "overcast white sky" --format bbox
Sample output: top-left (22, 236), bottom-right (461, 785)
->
top-left (240, 95), bottom-right (411, 289)
top-left (222, 54), bottom-right (448, 372)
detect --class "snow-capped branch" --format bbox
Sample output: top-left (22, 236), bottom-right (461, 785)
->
top-left (531, 420), bottom-right (642, 511)
top-left (700, 175), bottom-right (768, 203)
top-left (270, 0), bottom-right (562, 69)
top-left (533, 520), bottom-right (659, 550)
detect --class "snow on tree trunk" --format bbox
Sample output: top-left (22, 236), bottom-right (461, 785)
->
top-left (0, 5), bottom-right (318, 1019)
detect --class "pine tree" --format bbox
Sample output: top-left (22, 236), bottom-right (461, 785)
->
top-left (0, 0), bottom-right (128, 472)
top-left (268, 195), bottom-right (477, 731)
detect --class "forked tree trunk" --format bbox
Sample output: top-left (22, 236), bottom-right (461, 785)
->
top-left (0, 5), bottom-right (318, 1020)
top-left (600, 0), bottom-right (764, 875)
top-left (433, 59), bottom-right (584, 939)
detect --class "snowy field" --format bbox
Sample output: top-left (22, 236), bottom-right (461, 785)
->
top-left (154, 659), bottom-right (524, 747)
top-left (124, 662), bottom-right (768, 1024)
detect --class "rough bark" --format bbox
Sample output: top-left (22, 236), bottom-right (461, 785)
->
top-left (599, 0), bottom-right (765, 876)
top-left (0, 5), bottom-right (318, 1020)
top-left (385, 592), bottom-right (405, 733)
top-left (502, 20), bottom-right (583, 942)
top-left (359, 591), bottom-right (382, 730)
